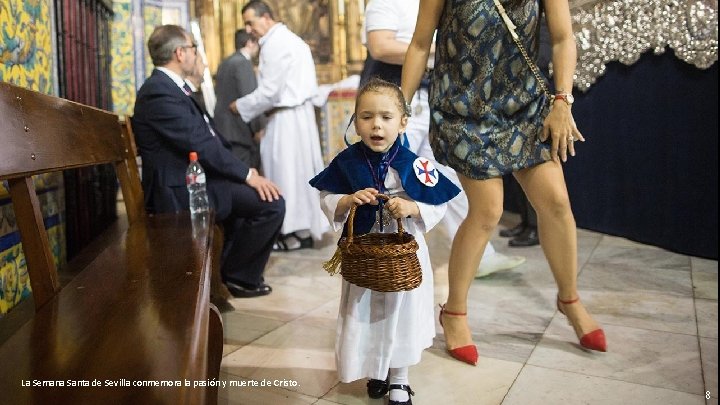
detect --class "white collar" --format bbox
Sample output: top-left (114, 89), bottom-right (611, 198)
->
top-left (258, 23), bottom-right (283, 47)
top-left (156, 67), bottom-right (186, 90)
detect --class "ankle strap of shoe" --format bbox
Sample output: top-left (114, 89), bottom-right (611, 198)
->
top-left (388, 384), bottom-right (415, 396)
top-left (557, 296), bottom-right (580, 305)
top-left (440, 304), bottom-right (466, 317)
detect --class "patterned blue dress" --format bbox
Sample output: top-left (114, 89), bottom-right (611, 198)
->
top-left (429, 0), bottom-right (552, 179)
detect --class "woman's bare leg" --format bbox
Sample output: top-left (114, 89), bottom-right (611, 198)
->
top-left (514, 161), bottom-right (601, 337)
top-left (442, 174), bottom-right (504, 350)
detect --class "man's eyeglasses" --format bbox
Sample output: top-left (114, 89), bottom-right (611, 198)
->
top-left (180, 44), bottom-right (197, 52)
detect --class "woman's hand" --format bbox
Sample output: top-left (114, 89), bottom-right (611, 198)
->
top-left (386, 196), bottom-right (419, 219)
top-left (541, 102), bottom-right (585, 163)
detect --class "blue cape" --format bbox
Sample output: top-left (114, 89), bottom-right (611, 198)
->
top-left (309, 139), bottom-right (460, 235)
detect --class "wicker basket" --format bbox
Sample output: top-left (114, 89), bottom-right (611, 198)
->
top-left (337, 194), bottom-right (422, 292)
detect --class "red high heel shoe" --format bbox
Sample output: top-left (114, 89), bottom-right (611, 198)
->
top-left (439, 304), bottom-right (479, 365)
top-left (556, 296), bottom-right (607, 352)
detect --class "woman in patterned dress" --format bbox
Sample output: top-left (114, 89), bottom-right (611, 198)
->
top-left (401, 0), bottom-right (606, 365)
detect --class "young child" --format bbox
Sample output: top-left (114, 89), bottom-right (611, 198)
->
top-left (309, 78), bottom-right (460, 404)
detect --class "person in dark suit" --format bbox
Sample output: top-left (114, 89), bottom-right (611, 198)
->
top-left (214, 30), bottom-right (266, 169)
top-left (132, 24), bottom-right (285, 298)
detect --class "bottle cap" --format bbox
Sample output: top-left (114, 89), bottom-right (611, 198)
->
top-left (189, 151), bottom-right (198, 161)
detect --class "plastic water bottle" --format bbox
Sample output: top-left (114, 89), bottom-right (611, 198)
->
top-left (186, 151), bottom-right (210, 215)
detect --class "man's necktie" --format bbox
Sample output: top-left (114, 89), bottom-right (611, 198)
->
top-left (182, 83), bottom-right (192, 96)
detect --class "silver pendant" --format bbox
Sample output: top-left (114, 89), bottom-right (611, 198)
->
top-left (375, 208), bottom-right (392, 228)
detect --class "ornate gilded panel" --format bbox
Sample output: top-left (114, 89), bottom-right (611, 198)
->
top-left (204, 0), bottom-right (366, 84)
top-left (0, 0), bottom-right (54, 93)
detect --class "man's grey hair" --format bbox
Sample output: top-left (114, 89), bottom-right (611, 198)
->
top-left (147, 25), bottom-right (191, 66)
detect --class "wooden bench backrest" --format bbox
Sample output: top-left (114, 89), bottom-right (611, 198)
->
top-left (0, 81), bottom-right (144, 310)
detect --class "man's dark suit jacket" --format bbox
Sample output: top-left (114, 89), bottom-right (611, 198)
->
top-left (132, 69), bottom-right (250, 220)
top-left (213, 51), bottom-right (266, 168)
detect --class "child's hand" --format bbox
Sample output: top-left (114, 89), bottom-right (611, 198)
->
top-left (351, 188), bottom-right (379, 206)
top-left (386, 197), bottom-right (419, 219)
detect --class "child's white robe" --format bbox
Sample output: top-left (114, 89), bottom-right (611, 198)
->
top-left (320, 167), bottom-right (446, 382)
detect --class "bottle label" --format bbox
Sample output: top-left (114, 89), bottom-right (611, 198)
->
top-left (186, 173), bottom-right (206, 185)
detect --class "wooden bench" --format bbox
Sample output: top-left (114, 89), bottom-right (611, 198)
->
top-left (0, 81), bottom-right (223, 404)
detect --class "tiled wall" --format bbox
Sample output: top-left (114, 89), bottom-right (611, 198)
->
top-left (0, 0), bottom-right (64, 316)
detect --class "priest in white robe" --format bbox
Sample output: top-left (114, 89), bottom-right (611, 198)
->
top-left (231, 1), bottom-right (329, 248)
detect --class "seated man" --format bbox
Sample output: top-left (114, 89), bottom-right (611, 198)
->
top-left (132, 24), bottom-right (285, 298)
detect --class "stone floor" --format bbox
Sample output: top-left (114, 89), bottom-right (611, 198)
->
top-left (217, 214), bottom-right (718, 405)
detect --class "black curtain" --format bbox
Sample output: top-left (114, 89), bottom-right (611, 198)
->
top-left (565, 49), bottom-right (718, 259)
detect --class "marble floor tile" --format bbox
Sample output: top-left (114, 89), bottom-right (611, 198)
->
top-left (216, 211), bottom-right (709, 404)
top-left (700, 338), bottom-right (718, 400)
top-left (321, 348), bottom-right (523, 405)
top-left (505, 365), bottom-right (705, 405)
top-left (579, 262), bottom-right (693, 297)
top-left (217, 372), bottom-right (318, 405)
top-left (696, 299), bottom-right (718, 339)
top-left (263, 256), bottom-right (344, 293)
top-left (693, 266), bottom-right (719, 300)
top-left (222, 319), bottom-right (338, 399)
top-left (692, 257), bottom-right (719, 273)
top-left (295, 298), bottom-right (341, 331)
top-left (223, 344), bottom-right (242, 357)
top-left (228, 276), bottom-right (339, 323)
top-left (528, 317), bottom-right (704, 394)
top-left (443, 286), bottom-right (557, 363)
top-left (590, 237), bottom-right (692, 271)
top-left (221, 311), bottom-right (286, 346)
top-left (577, 289), bottom-right (696, 335)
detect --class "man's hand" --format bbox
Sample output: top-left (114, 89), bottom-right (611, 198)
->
top-left (246, 169), bottom-right (281, 201)
top-left (253, 129), bottom-right (265, 144)
top-left (229, 100), bottom-right (239, 115)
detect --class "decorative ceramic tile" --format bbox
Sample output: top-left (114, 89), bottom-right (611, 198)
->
top-left (505, 365), bottom-right (705, 405)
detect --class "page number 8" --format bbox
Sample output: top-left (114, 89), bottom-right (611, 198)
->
top-left (707, 391), bottom-right (711, 399)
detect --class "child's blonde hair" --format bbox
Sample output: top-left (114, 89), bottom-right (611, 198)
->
top-left (355, 77), bottom-right (409, 117)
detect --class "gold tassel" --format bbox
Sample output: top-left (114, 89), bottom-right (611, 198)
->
top-left (323, 247), bottom-right (342, 275)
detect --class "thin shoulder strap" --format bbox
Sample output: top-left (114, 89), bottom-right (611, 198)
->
top-left (492, 0), bottom-right (550, 96)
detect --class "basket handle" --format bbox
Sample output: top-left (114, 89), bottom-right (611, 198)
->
top-left (346, 193), bottom-right (405, 244)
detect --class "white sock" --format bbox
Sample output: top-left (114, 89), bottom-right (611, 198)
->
top-left (388, 367), bottom-right (410, 402)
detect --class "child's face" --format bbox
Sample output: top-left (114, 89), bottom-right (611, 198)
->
top-left (355, 90), bottom-right (408, 153)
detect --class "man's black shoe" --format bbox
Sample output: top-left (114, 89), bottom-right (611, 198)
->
top-left (499, 223), bottom-right (526, 238)
top-left (508, 227), bottom-right (539, 247)
top-left (226, 282), bottom-right (273, 298)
